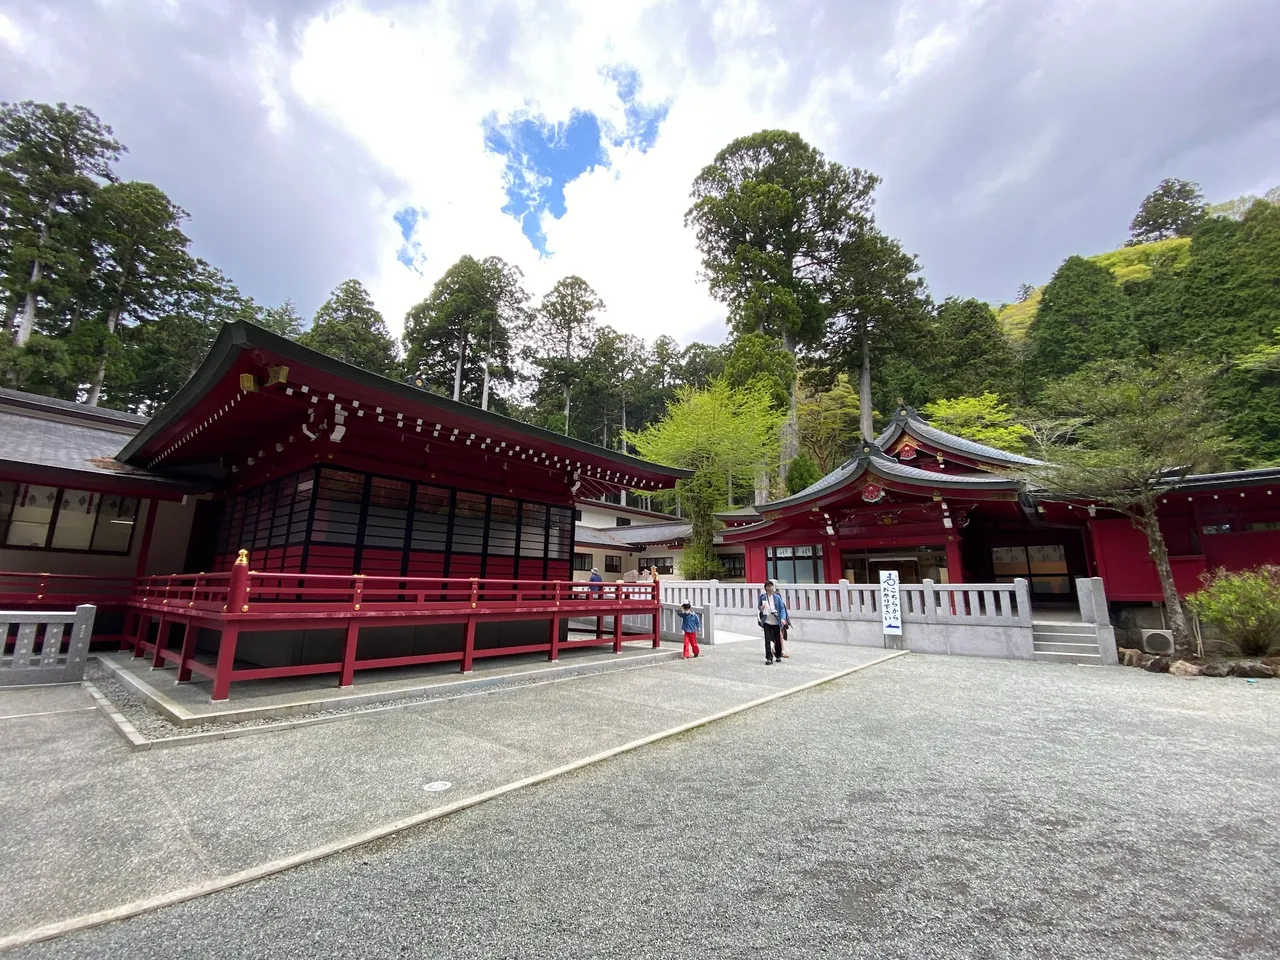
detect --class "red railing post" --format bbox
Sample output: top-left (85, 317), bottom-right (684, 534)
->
top-left (462, 616), bottom-right (476, 673)
top-left (613, 587), bottom-right (624, 654)
top-left (176, 621), bottom-right (199, 681)
top-left (353, 575), bottom-right (364, 613)
top-left (548, 613), bottom-right (560, 662)
top-left (340, 620), bottom-right (359, 687)
top-left (211, 627), bottom-right (239, 701)
top-left (151, 617), bottom-right (169, 668)
top-left (227, 549), bottom-right (251, 614)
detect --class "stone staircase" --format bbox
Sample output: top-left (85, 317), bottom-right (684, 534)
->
top-left (1032, 621), bottom-right (1103, 665)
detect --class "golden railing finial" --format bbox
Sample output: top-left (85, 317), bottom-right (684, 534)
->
top-left (235, 549), bottom-right (249, 566)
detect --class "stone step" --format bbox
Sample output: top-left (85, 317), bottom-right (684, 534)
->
top-left (1033, 639), bottom-right (1102, 656)
top-left (1032, 631), bottom-right (1099, 644)
top-left (1032, 622), bottom-right (1097, 635)
top-left (1034, 649), bottom-right (1103, 664)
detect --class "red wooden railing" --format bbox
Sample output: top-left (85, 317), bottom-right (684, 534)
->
top-left (120, 552), bottom-right (661, 701)
top-left (0, 572), bottom-right (135, 608)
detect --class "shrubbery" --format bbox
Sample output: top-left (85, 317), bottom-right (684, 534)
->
top-left (1187, 566), bottom-right (1280, 657)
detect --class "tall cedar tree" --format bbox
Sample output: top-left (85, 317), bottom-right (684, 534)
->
top-left (256, 299), bottom-right (306, 339)
top-left (1, 102), bottom-right (123, 346)
top-left (403, 255), bottom-right (527, 408)
top-left (932, 297), bottom-right (1015, 400)
top-left (1028, 255), bottom-right (1132, 385)
top-left (821, 226), bottom-right (930, 439)
top-left (84, 181), bottom-right (192, 405)
top-left (300, 279), bottom-right (399, 379)
top-left (686, 130), bottom-right (877, 482)
top-left (527, 276), bottom-right (604, 435)
top-left (1128, 178), bottom-right (1207, 245)
top-left (1032, 357), bottom-right (1226, 655)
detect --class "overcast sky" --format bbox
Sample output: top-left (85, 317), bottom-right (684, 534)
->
top-left (3, 0), bottom-right (1277, 347)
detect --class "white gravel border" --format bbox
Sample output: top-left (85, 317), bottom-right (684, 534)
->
top-left (0, 650), bottom-right (907, 952)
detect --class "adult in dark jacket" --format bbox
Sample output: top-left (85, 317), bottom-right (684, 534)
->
top-left (757, 580), bottom-right (789, 665)
top-left (588, 567), bottom-right (603, 596)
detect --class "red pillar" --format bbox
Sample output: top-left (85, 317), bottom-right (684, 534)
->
top-left (228, 550), bottom-right (251, 613)
top-left (945, 537), bottom-right (965, 584)
top-left (461, 616), bottom-right (476, 673)
top-left (211, 627), bottom-right (239, 701)
top-left (134, 499), bottom-right (160, 579)
top-left (339, 620), bottom-right (359, 687)
top-left (176, 620), bottom-right (198, 681)
top-left (548, 614), bottom-right (560, 661)
top-left (613, 602), bottom-right (624, 653)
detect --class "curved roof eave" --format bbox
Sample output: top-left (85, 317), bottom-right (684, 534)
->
top-left (118, 322), bottom-right (692, 486)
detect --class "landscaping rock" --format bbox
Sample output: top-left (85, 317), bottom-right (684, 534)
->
top-left (1229, 661), bottom-right (1276, 679)
top-left (1143, 656), bottom-right (1171, 673)
top-left (1169, 660), bottom-right (1204, 677)
top-left (1201, 661), bottom-right (1231, 678)
top-left (1119, 647), bottom-right (1145, 667)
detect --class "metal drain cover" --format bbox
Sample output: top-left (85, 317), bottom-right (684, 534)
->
top-left (423, 781), bottom-right (453, 792)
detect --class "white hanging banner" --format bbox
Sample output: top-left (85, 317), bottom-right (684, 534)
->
top-left (879, 570), bottom-right (903, 636)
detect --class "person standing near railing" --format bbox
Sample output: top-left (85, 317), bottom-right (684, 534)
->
top-left (758, 580), bottom-right (789, 665)
top-left (588, 567), bottom-right (603, 597)
top-left (678, 602), bottom-right (701, 659)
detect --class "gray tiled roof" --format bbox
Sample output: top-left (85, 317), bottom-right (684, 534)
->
top-left (760, 445), bottom-right (1023, 513)
top-left (603, 521), bottom-right (693, 546)
top-left (574, 525), bottom-right (631, 548)
top-left (0, 403), bottom-right (184, 486)
top-left (0, 387), bottom-right (149, 428)
top-left (877, 406), bottom-right (1041, 467)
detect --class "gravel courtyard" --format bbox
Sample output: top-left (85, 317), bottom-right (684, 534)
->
top-left (11, 655), bottom-right (1278, 960)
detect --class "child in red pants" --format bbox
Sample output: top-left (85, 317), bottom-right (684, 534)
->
top-left (678, 602), bottom-right (701, 659)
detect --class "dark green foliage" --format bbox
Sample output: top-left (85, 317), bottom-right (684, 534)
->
top-left (723, 332), bottom-right (794, 409)
top-left (931, 297), bottom-right (1015, 399)
top-left (1128, 178), bottom-right (1207, 245)
top-left (256, 299), bottom-right (305, 339)
top-left (1029, 256), bottom-right (1133, 384)
top-left (299, 279), bottom-right (400, 379)
top-left (785, 451), bottom-right (823, 495)
top-left (402, 255), bottom-right (526, 406)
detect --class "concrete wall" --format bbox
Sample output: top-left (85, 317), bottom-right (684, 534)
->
top-left (663, 578), bottom-right (1039, 660)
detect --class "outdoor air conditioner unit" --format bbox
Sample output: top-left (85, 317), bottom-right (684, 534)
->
top-left (1140, 629), bottom-right (1175, 656)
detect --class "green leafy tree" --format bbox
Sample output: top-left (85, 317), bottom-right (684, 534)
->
top-left (526, 275), bottom-right (604, 433)
top-left (83, 181), bottom-right (193, 406)
top-left (1128, 178), bottom-right (1207, 245)
top-left (931, 297), bottom-right (1015, 400)
top-left (797, 372), bottom-right (860, 472)
top-left (723, 331), bottom-right (795, 409)
top-left (1032, 357), bottom-right (1227, 655)
top-left (300, 279), bottom-right (399, 378)
top-left (403, 255), bottom-right (527, 408)
top-left (626, 380), bottom-right (783, 579)
top-left (256, 299), bottom-right (305, 339)
top-left (1187, 566), bottom-right (1280, 658)
top-left (686, 130), bottom-right (877, 480)
top-left (920, 394), bottom-right (1032, 453)
top-left (785, 451), bottom-right (823, 495)
top-left (1, 101), bottom-right (123, 346)
top-left (1028, 255), bottom-right (1132, 384)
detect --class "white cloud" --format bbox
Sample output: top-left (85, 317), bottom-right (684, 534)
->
top-left (278, 0), bottom-right (839, 346)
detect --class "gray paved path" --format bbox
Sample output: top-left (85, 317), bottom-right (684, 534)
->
top-left (0, 639), bottom-right (885, 943)
top-left (8, 655), bottom-right (1278, 960)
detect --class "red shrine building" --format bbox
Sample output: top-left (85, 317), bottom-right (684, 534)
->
top-left (4, 324), bottom-right (1280, 693)
top-left (720, 405), bottom-right (1280, 616)
top-left (0, 323), bottom-right (686, 698)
